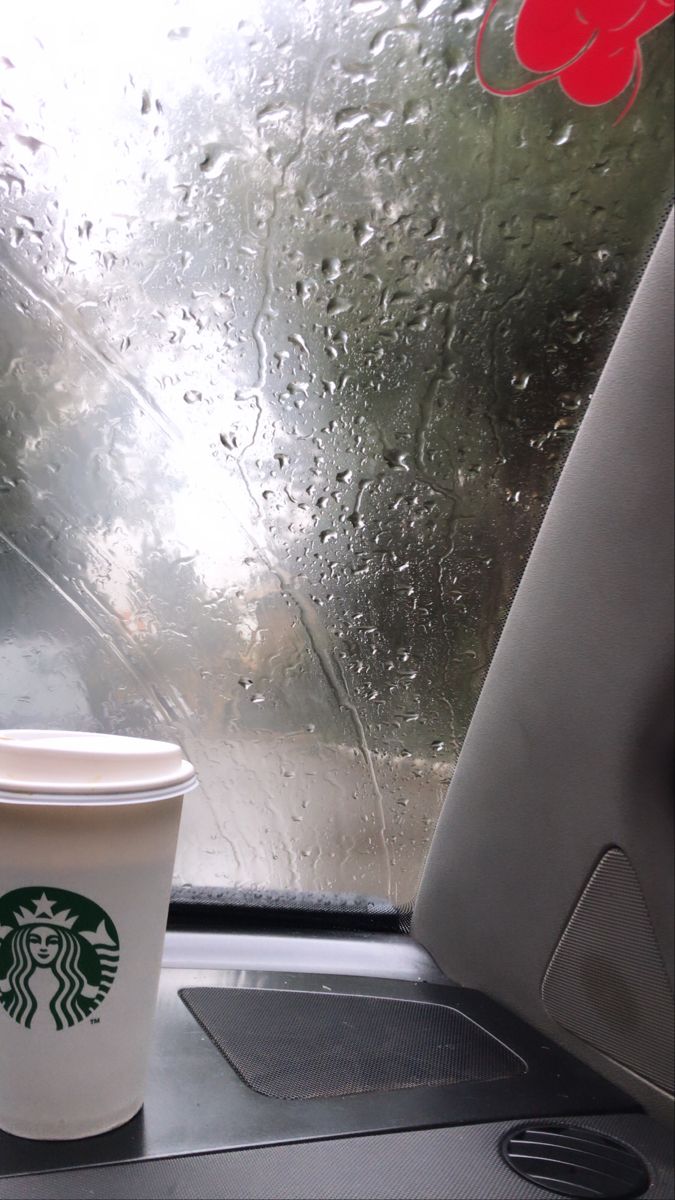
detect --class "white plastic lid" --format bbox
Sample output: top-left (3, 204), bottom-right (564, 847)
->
top-left (0, 730), bottom-right (196, 803)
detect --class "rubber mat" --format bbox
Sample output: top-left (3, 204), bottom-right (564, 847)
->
top-left (179, 986), bottom-right (526, 1100)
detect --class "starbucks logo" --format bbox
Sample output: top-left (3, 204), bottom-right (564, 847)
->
top-left (0, 886), bottom-right (119, 1030)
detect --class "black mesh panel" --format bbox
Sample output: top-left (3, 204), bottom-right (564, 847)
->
top-left (179, 987), bottom-right (525, 1100)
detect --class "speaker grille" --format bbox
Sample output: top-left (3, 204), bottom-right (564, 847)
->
top-left (542, 849), bottom-right (674, 1093)
top-left (180, 987), bottom-right (526, 1100)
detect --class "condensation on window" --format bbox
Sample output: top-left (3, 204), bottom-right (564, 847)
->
top-left (0, 1), bottom-right (672, 901)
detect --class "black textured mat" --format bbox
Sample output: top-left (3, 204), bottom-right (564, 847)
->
top-left (179, 987), bottom-right (526, 1099)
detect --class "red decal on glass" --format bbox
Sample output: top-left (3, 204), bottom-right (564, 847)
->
top-left (476, 0), bottom-right (674, 123)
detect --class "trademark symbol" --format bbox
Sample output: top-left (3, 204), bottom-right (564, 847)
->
top-left (90, 1017), bottom-right (100, 1025)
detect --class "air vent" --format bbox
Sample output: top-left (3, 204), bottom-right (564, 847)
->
top-left (501, 1125), bottom-right (650, 1198)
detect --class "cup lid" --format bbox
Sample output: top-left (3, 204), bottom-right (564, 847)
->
top-left (0, 730), bottom-right (196, 799)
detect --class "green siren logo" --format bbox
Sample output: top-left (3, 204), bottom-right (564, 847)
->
top-left (0, 886), bottom-right (119, 1030)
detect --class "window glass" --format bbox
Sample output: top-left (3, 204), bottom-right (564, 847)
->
top-left (0, 1), bottom-right (672, 901)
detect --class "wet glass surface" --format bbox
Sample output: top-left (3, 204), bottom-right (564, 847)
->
top-left (0, 1), bottom-right (673, 900)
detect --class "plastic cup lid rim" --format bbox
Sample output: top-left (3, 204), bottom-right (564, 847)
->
top-left (0, 729), bottom-right (196, 797)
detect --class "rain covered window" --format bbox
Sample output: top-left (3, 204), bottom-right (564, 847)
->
top-left (1, 1), bottom-right (673, 902)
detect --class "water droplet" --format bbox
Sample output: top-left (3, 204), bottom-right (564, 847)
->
top-left (200, 143), bottom-right (231, 178)
top-left (383, 447), bottom-right (410, 470)
top-left (403, 98), bottom-right (430, 125)
top-left (416, 0), bottom-right (445, 15)
top-left (183, 389), bottom-right (203, 404)
top-left (289, 333), bottom-right (310, 355)
top-left (335, 107), bottom-right (370, 131)
top-left (257, 102), bottom-right (293, 125)
top-left (354, 219), bottom-right (375, 247)
top-left (350, 0), bottom-right (386, 12)
top-left (327, 297), bottom-right (353, 316)
top-left (15, 134), bottom-right (46, 154)
top-left (321, 257), bottom-right (342, 280)
top-left (452, 1), bottom-right (484, 23)
top-left (549, 122), bottom-right (574, 146)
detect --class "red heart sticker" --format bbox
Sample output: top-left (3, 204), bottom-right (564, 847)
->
top-left (476, 0), bottom-right (674, 123)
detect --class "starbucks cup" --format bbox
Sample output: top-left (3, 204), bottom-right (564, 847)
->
top-left (0, 730), bottom-right (196, 1140)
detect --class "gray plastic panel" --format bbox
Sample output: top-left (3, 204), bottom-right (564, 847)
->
top-left (412, 211), bottom-right (675, 1122)
top-left (1, 1115), bottom-right (672, 1200)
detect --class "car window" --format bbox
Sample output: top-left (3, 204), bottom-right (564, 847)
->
top-left (0, 0), bottom-right (672, 903)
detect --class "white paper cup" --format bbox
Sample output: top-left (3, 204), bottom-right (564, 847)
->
top-left (0, 730), bottom-right (197, 1140)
